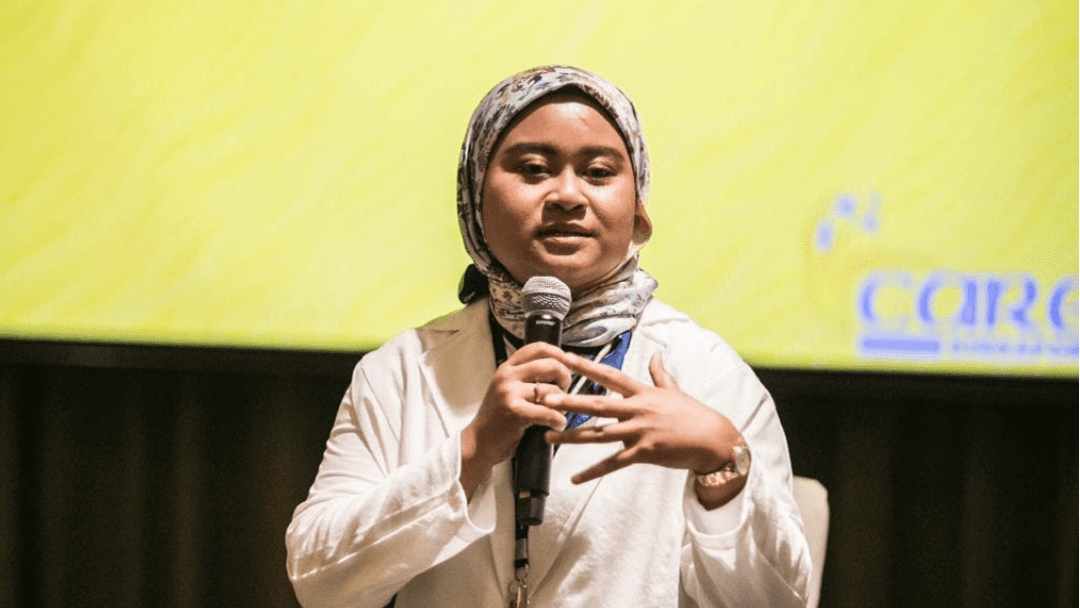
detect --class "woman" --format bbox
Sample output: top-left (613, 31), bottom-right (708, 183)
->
top-left (286, 66), bottom-right (811, 607)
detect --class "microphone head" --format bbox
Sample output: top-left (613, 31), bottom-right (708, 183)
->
top-left (522, 276), bottom-right (572, 320)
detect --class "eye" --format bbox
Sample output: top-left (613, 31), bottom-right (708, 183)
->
top-left (517, 160), bottom-right (550, 178)
top-left (584, 164), bottom-right (616, 181)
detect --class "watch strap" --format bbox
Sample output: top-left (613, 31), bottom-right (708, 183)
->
top-left (695, 443), bottom-right (751, 487)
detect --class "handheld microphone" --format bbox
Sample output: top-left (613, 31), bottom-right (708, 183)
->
top-left (514, 276), bottom-right (572, 526)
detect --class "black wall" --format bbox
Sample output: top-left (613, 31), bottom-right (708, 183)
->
top-left (1, 340), bottom-right (1076, 607)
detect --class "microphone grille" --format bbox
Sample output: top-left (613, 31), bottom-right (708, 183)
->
top-left (522, 276), bottom-right (572, 320)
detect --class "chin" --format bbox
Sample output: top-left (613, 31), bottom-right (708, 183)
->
top-left (514, 255), bottom-right (622, 293)
top-left (542, 268), bottom-right (617, 295)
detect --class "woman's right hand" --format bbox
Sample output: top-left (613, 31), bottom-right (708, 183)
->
top-left (459, 342), bottom-right (572, 499)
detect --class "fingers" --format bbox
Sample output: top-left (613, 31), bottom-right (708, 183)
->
top-left (509, 346), bottom-right (673, 397)
top-left (485, 373), bottom-right (569, 431)
top-left (507, 341), bottom-right (570, 366)
top-left (497, 352), bottom-right (573, 391)
top-left (569, 449), bottom-right (637, 484)
top-left (510, 382), bottom-right (567, 430)
top-left (558, 351), bottom-right (642, 396)
top-left (545, 420), bottom-right (628, 445)
top-left (648, 352), bottom-right (675, 389)
top-left (541, 391), bottom-right (632, 420)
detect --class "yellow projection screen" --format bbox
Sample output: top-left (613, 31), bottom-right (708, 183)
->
top-left (1, 1), bottom-right (1076, 377)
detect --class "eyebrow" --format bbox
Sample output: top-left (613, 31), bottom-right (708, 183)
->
top-left (499, 142), bottom-right (627, 160)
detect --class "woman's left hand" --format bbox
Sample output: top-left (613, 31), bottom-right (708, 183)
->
top-left (543, 351), bottom-right (744, 487)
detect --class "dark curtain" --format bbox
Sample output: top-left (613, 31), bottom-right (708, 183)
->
top-left (762, 369), bottom-right (1077, 608)
top-left (1, 341), bottom-right (1076, 608)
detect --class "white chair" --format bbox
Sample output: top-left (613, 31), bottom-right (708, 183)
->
top-left (792, 476), bottom-right (830, 608)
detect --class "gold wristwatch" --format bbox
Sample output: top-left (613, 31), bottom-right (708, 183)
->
top-left (695, 442), bottom-right (751, 487)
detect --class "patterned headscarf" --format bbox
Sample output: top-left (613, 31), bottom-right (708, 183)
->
top-left (456, 65), bottom-right (658, 348)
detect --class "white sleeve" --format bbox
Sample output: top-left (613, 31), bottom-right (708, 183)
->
top-left (678, 358), bottom-right (812, 608)
top-left (285, 361), bottom-right (497, 608)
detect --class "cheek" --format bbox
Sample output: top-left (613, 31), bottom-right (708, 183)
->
top-left (481, 178), bottom-right (528, 250)
top-left (598, 185), bottom-right (639, 233)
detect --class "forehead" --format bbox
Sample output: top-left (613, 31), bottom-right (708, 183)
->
top-left (493, 89), bottom-right (628, 155)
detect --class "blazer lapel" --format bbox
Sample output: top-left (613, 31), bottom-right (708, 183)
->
top-left (416, 303), bottom-right (495, 435)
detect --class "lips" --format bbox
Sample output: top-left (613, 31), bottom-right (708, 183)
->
top-left (536, 224), bottom-right (594, 238)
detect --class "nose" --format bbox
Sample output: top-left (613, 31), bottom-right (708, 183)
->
top-left (546, 167), bottom-right (587, 211)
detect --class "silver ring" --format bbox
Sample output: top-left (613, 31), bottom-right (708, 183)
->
top-left (533, 382), bottom-right (540, 404)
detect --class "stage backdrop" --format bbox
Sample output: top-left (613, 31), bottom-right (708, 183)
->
top-left (1, 0), bottom-right (1076, 377)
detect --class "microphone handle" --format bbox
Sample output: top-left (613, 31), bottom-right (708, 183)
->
top-left (515, 427), bottom-right (551, 526)
top-left (515, 312), bottom-right (562, 526)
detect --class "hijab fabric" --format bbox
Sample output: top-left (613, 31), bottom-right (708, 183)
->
top-left (456, 65), bottom-right (658, 348)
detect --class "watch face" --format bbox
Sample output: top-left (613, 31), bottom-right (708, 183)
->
top-left (733, 445), bottom-right (751, 476)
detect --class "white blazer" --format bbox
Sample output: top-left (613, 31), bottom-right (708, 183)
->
top-left (287, 299), bottom-right (811, 608)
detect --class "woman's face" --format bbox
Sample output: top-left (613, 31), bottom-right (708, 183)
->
top-left (481, 91), bottom-right (649, 293)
